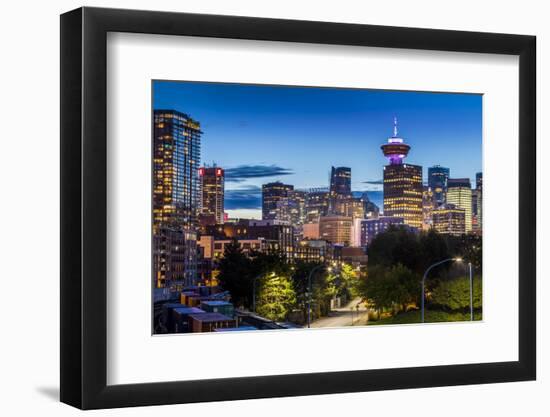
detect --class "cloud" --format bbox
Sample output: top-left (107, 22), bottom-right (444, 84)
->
top-left (224, 185), bottom-right (262, 210)
top-left (225, 164), bottom-right (294, 183)
top-left (360, 179), bottom-right (384, 191)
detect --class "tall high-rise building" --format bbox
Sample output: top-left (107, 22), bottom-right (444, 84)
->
top-left (428, 165), bottom-right (450, 206)
top-left (330, 166), bottom-right (352, 196)
top-left (199, 166), bottom-right (225, 224)
top-left (329, 166), bottom-right (352, 216)
top-left (304, 189), bottom-right (330, 223)
top-left (262, 181), bottom-right (294, 220)
top-left (153, 109), bottom-right (202, 229)
top-left (432, 204), bottom-right (466, 236)
top-left (153, 109), bottom-right (202, 287)
top-left (381, 118), bottom-right (423, 230)
top-left (472, 188), bottom-right (479, 231)
top-left (446, 178), bottom-right (473, 233)
top-left (422, 185), bottom-right (435, 231)
top-left (276, 189), bottom-right (306, 231)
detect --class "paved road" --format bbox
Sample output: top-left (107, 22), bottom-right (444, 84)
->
top-left (310, 298), bottom-right (369, 328)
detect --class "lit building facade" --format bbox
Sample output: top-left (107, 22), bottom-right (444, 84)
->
top-left (153, 110), bottom-right (202, 230)
top-left (360, 216), bottom-right (405, 247)
top-left (153, 226), bottom-right (198, 288)
top-left (446, 178), bottom-right (473, 233)
top-left (262, 181), bottom-right (294, 221)
top-left (199, 166), bottom-right (225, 224)
top-left (381, 118), bottom-right (423, 230)
top-left (428, 165), bottom-right (450, 207)
top-left (211, 239), bottom-right (280, 259)
top-left (332, 196), bottom-right (366, 220)
top-left (204, 219), bottom-right (294, 261)
top-left (276, 189), bottom-right (306, 232)
top-left (153, 109), bottom-right (202, 288)
top-left (302, 222), bottom-right (320, 239)
top-left (432, 204), bottom-right (466, 235)
top-left (330, 166), bottom-right (352, 196)
top-left (422, 185), bottom-right (435, 231)
top-left (293, 240), bottom-right (327, 263)
top-left (304, 189), bottom-right (330, 223)
top-left (319, 215), bottom-right (353, 245)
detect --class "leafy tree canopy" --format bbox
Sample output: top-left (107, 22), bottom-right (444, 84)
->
top-left (256, 274), bottom-right (296, 321)
top-left (430, 276), bottom-right (482, 310)
top-left (362, 263), bottom-right (419, 311)
top-left (216, 239), bottom-right (254, 308)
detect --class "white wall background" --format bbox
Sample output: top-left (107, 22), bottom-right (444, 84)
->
top-left (0, 0), bottom-right (545, 415)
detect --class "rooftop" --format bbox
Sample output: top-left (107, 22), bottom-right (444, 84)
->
top-left (200, 301), bottom-right (232, 306)
top-left (213, 326), bottom-right (258, 332)
top-left (188, 313), bottom-right (234, 322)
top-left (172, 307), bottom-right (205, 315)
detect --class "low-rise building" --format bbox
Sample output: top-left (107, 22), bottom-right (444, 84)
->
top-left (189, 312), bottom-right (236, 332)
top-left (360, 216), bottom-right (405, 247)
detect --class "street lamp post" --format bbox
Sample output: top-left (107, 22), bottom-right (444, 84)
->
top-left (421, 258), bottom-right (462, 323)
top-left (307, 264), bottom-right (325, 328)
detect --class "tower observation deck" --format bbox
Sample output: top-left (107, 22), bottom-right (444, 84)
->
top-left (381, 117), bottom-right (410, 165)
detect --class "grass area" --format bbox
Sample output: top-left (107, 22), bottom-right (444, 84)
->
top-left (367, 309), bottom-right (482, 325)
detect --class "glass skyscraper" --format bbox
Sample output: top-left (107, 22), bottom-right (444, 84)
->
top-left (153, 109), bottom-right (202, 229)
top-left (153, 109), bottom-right (202, 288)
top-left (329, 166), bottom-right (351, 196)
top-left (428, 165), bottom-right (450, 207)
top-left (262, 181), bottom-right (294, 220)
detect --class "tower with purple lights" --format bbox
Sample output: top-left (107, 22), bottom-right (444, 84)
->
top-left (381, 117), bottom-right (411, 165)
top-left (381, 117), bottom-right (423, 230)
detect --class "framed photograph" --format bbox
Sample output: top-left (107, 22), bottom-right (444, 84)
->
top-left (60, 6), bottom-right (536, 410)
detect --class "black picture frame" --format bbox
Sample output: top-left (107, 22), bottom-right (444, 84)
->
top-left (60, 6), bottom-right (536, 410)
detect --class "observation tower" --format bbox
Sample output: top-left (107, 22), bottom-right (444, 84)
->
top-left (381, 117), bottom-right (410, 165)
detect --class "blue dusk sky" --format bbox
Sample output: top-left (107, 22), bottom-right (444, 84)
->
top-left (153, 81), bottom-right (482, 219)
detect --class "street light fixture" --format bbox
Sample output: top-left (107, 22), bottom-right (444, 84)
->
top-left (421, 257), bottom-right (462, 323)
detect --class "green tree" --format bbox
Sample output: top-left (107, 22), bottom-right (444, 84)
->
top-left (363, 264), bottom-right (420, 312)
top-left (256, 274), bottom-right (297, 321)
top-left (368, 226), bottom-right (423, 273)
top-left (216, 240), bottom-right (253, 308)
top-left (430, 276), bottom-right (482, 311)
top-left (333, 263), bottom-right (361, 299)
top-left (250, 250), bottom-right (290, 278)
top-left (419, 228), bottom-right (450, 272)
top-left (449, 234), bottom-right (482, 270)
top-left (291, 261), bottom-right (325, 322)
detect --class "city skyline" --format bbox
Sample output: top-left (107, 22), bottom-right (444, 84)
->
top-left (153, 81), bottom-right (482, 219)
top-left (152, 85), bottom-right (483, 333)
